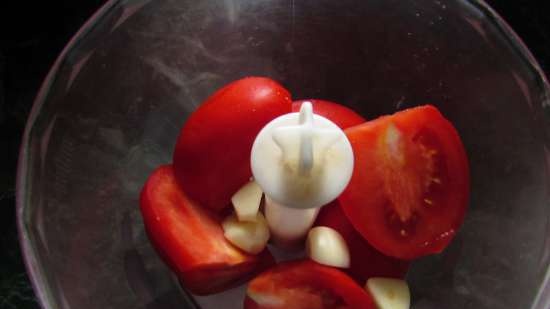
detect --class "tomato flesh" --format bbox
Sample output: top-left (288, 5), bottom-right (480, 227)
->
top-left (292, 99), bottom-right (366, 129)
top-left (339, 105), bottom-right (469, 259)
top-left (173, 77), bottom-right (292, 212)
top-left (140, 165), bottom-right (274, 295)
top-left (315, 201), bottom-right (409, 282)
top-left (245, 260), bottom-right (376, 309)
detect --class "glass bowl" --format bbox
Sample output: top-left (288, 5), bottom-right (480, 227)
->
top-left (17, 0), bottom-right (550, 309)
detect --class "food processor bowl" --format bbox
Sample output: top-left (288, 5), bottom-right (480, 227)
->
top-left (17, 1), bottom-right (550, 309)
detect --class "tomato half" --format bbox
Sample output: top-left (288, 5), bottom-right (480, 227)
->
top-left (339, 105), bottom-right (469, 259)
top-left (173, 77), bottom-right (292, 212)
top-left (245, 260), bottom-right (376, 309)
top-left (292, 99), bottom-right (366, 129)
top-left (315, 201), bottom-right (409, 282)
top-left (140, 165), bottom-right (274, 295)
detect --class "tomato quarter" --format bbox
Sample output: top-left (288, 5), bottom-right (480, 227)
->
top-left (140, 165), bottom-right (274, 295)
top-left (339, 105), bottom-right (469, 259)
top-left (245, 260), bottom-right (376, 309)
top-left (315, 201), bottom-right (409, 282)
top-left (173, 77), bottom-right (292, 212)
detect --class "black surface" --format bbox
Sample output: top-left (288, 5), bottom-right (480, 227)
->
top-left (1, 2), bottom-right (107, 308)
top-left (0, 1), bottom-right (548, 308)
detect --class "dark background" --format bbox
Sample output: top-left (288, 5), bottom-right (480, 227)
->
top-left (0, 1), bottom-right (548, 308)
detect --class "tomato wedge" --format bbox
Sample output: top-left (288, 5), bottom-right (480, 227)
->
top-left (140, 165), bottom-right (274, 295)
top-left (245, 260), bottom-right (376, 309)
top-left (315, 201), bottom-right (409, 282)
top-left (339, 105), bottom-right (469, 259)
top-left (292, 99), bottom-right (366, 129)
top-left (173, 77), bottom-right (292, 212)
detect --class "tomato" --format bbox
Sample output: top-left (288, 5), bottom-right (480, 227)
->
top-left (292, 99), bottom-right (366, 129)
top-left (140, 165), bottom-right (274, 295)
top-left (245, 260), bottom-right (376, 309)
top-left (339, 105), bottom-right (469, 259)
top-left (173, 77), bottom-right (292, 212)
top-left (315, 201), bottom-right (409, 282)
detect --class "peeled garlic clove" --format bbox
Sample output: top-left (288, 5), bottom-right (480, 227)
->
top-left (222, 213), bottom-right (270, 254)
top-left (366, 278), bottom-right (410, 309)
top-left (231, 180), bottom-right (263, 222)
top-left (306, 226), bottom-right (350, 268)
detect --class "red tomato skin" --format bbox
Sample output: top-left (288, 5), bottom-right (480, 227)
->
top-left (292, 99), bottom-right (366, 129)
top-left (245, 260), bottom-right (376, 309)
top-left (173, 77), bottom-right (292, 212)
top-left (340, 105), bottom-right (469, 260)
top-left (140, 165), bottom-right (274, 295)
top-left (315, 201), bottom-right (409, 282)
